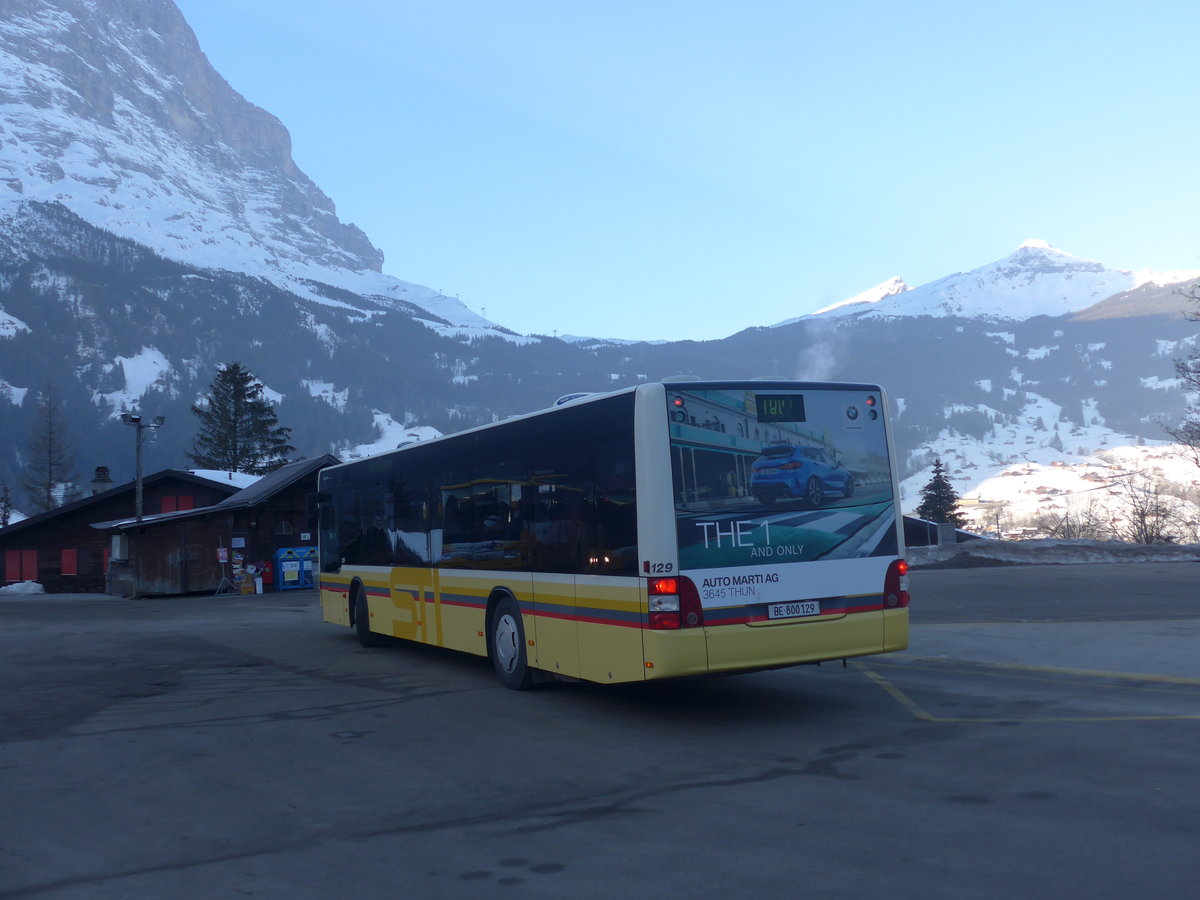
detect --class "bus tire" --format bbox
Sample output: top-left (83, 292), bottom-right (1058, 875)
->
top-left (806, 476), bottom-right (824, 507)
top-left (489, 596), bottom-right (533, 690)
top-left (353, 585), bottom-right (385, 648)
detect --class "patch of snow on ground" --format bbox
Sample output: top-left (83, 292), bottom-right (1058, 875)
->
top-left (339, 413), bottom-right (443, 461)
top-left (259, 383), bottom-right (284, 405)
top-left (302, 380), bottom-right (348, 411)
top-left (1141, 376), bottom-right (1182, 391)
top-left (0, 581), bottom-right (45, 595)
top-left (0, 309), bottom-right (31, 338)
top-left (0, 378), bottom-right (28, 406)
top-left (93, 346), bottom-right (172, 416)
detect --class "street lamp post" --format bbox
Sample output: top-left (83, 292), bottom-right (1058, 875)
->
top-left (121, 413), bottom-right (165, 523)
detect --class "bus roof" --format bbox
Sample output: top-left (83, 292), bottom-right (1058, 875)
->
top-left (322, 379), bottom-right (885, 474)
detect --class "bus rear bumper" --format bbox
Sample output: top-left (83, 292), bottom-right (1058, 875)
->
top-left (702, 610), bottom-right (905, 674)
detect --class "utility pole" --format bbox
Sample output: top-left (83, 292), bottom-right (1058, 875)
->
top-left (121, 413), bottom-right (166, 522)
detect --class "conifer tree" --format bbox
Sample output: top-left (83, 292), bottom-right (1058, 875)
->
top-left (187, 362), bottom-right (295, 474)
top-left (21, 382), bottom-right (80, 514)
top-left (915, 457), bottom-right (966, 526)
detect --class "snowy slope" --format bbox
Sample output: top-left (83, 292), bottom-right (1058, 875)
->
top-left (774, 276), bottom-right (911, 325)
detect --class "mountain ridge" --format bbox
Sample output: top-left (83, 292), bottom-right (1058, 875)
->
top-left (798, 240), bottom-right (1198, 323)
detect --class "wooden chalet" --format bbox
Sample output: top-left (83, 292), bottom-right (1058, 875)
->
top-left (94, 455), bottom-right (338, 597)
top-left (0, 471), bottom-right (242, 593)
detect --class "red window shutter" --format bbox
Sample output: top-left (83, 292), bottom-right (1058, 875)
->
top-left (4, 550), bottom-right (20, 582)
top-left (61, 549), bottom-right (78, 576)
top-left (21, 549), bottom-right (37, 580)
top-left (161, 496), bottom-right (177, 513)
top-left (104, 547), bottom-right (110, 573)
top-left (178, 496), bottom-right (194, 511)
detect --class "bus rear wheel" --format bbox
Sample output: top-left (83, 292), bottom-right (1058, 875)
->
top-left (490, 596), bottom-right (533, 690)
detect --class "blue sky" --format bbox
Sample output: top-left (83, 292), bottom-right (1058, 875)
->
top-left (175, 0), bottom-right (1200, 341)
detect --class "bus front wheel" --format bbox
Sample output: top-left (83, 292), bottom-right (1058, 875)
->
top-left (490, 596), bottom-right (533, 690)
top-left (353, 586), bottom-right (386, 648)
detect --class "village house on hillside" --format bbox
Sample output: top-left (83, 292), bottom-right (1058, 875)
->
top-left (0, 470), bottom-right (244, 593)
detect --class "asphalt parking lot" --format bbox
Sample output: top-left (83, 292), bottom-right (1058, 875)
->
top-left (1, 563), bottom-right (1197, 899)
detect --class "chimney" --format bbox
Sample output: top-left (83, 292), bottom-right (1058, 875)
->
top-left (91, 466), bottom-right (113, 495)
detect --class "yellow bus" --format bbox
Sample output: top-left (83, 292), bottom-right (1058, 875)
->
top-left (317, 380), bottom-right (909, 689)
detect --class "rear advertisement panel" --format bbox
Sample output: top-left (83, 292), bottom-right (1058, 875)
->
top-left (667, 385), bottom-right (897, 611)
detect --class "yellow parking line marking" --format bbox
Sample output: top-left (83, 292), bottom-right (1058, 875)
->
top-left (852, 661), bottom-right (935, 721)
top-left (851, 660), bottom-right (1200, 723)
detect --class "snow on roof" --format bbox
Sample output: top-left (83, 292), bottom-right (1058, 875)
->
top-left (188, 470), bottom-right (262, 489)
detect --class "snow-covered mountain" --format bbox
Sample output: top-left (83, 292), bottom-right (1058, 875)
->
top-left (797, 239), bottom-right (1197, 322)
top-left (0, 0), bottom-right (495, 334)
top-left (0, 0), bottom-right (1198, 534)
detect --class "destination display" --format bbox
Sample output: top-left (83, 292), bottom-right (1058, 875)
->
top-left (755, 394), bottom-right (805, 423)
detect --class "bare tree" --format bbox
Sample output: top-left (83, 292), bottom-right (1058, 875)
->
top-left (1031, 493), bottom-right (1112, 540)
top-left (1108, 467), bottom-right (1190, 544)
top-left (20, 382), bottom-right (80, 514)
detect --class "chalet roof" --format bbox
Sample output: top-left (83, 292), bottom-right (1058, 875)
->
top-left (90, 455), bottom-right (339, 532)
top-left (0, 470), bottom-right (242, 539)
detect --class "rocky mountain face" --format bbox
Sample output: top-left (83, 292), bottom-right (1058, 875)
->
top-left (0, 0), bottom-right (384, 277)
top-left (1, 1), bottom-right (1198, 517)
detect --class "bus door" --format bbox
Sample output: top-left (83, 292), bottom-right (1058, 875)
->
top-left (528, 477), bottom-right (584, 677)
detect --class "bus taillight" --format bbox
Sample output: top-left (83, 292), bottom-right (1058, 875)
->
top-left (884, 559), bottom-right (910, 608)
top-left (648, 575), bottom-right (704, 629)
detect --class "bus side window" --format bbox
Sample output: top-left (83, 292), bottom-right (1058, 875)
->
top-left (318, 499), bottom-right (340, 573)
top-left (391, 476), bottom-right (431, 565)
top-left (594, 438), bottom-right (637, 574)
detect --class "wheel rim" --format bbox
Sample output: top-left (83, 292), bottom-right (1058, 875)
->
top-left (494, 613), bottom-right (520, 674)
